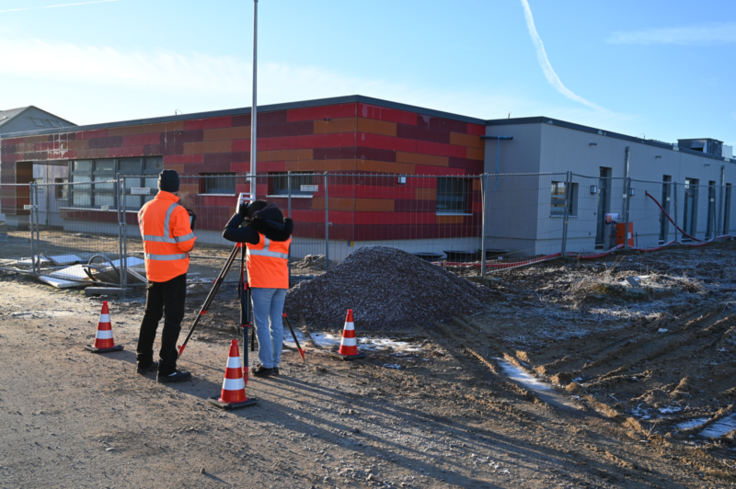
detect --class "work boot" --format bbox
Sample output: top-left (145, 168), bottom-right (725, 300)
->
top-left (253, 366), bottom-right (274, 378)
top-left (137, 361), bottom-right (158, 375)
top-left (157, 370), bottom-right (192, 383)
top-left (273, 367), bottom-right (280, 376)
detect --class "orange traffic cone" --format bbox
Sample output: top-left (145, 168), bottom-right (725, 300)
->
top-left (85, 301), bottom-right (124, 353)
top-left (331, 309), bottom-right (366, 361)
top-left (208, 340), bottom-right (258, 410)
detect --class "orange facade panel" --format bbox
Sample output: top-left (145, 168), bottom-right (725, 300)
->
top-left (415, 188), bottom-right (437, 201)
top-left (357, 118), bottom-right (397, 137)
top-left (436, 215), bottom-right (464, 224)
top-left (355, 198), bottom-right (394, 212)
top-left (313, 117), bottom-right (357, 134)
top-left (356, 159), bottom-right (415, 175)
top-left (396, 152), bottom-right (448, 167)
top-left (450, 132), bottom-right (484, 148)
top-left (466, 146), bottom-right (485, 160)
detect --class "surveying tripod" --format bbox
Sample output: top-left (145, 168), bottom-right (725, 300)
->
top-left (178, 242), bottom-right (255, 375)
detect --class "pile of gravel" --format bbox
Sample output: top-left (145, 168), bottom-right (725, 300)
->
top-left (285, 246), bottom-right (493, 331)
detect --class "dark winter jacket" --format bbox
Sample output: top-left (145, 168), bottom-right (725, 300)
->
top-left (222, 203), bottom-right (294, 245)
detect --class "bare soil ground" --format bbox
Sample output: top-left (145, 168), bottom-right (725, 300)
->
top-left (2, 242), bottom-right (736, 488)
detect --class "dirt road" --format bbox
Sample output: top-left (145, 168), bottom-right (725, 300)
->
top-left (2, 245), bottom-right (736, 488)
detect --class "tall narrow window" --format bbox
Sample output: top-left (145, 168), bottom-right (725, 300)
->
top-left (550, 181), bottom-right (577, 216)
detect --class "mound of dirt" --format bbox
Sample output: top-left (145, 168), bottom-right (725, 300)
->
top-left (285, 246), bottom-right (494, 331)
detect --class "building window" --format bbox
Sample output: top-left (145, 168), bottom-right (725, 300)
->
top-left (201, 173), bottom-right (236, 195)
top-left (436, 177), bottom-right (469, 213)
top-left (68, 157), bottom-right (162, 210)
top-left (269, 172), bottom-right (315, 196)
top-left (55, 178), bottom-right (68, 199)
top-left (551, 181), bottom-right (577, 216)
top-left (119, 157), bottom-right (162, 209)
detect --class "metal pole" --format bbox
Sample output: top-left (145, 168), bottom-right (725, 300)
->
top-left (34, 183), bottom-right (40, 253)
top-left (719, 166), bottom-right (725, 236)
top-left (673, 182), bottom-right (679, 242)
top-left (29, 182), bottom-right (37, 275)
top-left (324, 172), bottom-right (330, 272)
top-left (480, 174), bottom-right (487, 278)
top-left (287, 172), bottom-right (292, 280)
top-left (116, 174), bottom-right (123, 289)
top-left (561, 171), bottom-right (571, 256)
top-left (250, 0), bottom-right (258, 199)
top-left (623, 147), bottom-right (631, 250)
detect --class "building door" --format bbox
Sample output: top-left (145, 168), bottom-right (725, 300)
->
top-left (683, 178), bottom-right (698, 239)
top-left (659, 175), bottom-right (672, 243)
top-left (595, 167), bottom-right (612, 247)
top-left (706, 181), bottom-right (716, 239)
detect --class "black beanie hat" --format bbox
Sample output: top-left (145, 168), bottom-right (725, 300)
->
top-left (158, 169), bottom-right (180, 193)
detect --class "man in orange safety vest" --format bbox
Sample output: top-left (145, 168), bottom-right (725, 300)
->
top-left (136, 169), bottom-right (197, 383)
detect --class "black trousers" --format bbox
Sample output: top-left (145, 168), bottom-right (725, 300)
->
top-left (136, 273), bottom-right (187, 376)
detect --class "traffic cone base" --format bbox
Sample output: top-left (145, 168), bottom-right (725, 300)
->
top-left (86, 300), bottom-right (124, 354)
top-left (208, 339), bottom-right (258, 410)
top-left (207, 396), bottom-right (258, 410)
top-left (332, 309), bottom-right (366, 361)
top-left (330, 350), bottom-right (366, 361)
top-left (84, 344), bottom-right (124, 354)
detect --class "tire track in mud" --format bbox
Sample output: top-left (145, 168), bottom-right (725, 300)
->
top-left (517, 302), bottom-right (736, 442)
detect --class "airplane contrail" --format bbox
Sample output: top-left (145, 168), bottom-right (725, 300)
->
top-left (520, 0), bottom-right (607, 112)
top-left (0, 0), bottom-right (119, 14)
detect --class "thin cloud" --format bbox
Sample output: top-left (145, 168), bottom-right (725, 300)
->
top-left (607, 23), bottom-right (736, 45)
top-left (0, 0), bottom-right (118, 14)
top-left (519, 0), bottom-right (607, 113)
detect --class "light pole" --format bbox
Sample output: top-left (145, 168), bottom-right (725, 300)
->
top-left (250, 0), bottom-right (258, 198)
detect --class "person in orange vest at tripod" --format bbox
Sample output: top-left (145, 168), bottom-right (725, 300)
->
top-left (136, 169), bottom-right (197, 383)
top-left (223, 200), bottom-right (293, 378)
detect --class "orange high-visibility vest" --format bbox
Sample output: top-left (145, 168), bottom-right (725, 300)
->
top-left (246, 233), bottom-right (291, 289)
top-left (138, 191), bottom-right (196, 282)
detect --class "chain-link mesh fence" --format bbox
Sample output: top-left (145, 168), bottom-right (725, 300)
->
top-left (2, 172), bottom-right (735, 287)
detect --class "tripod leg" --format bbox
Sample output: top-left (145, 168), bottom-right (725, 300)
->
top-left (178, 244), bottom-right (240, 358)
top-left (240, 245), bottom-right (251, 381)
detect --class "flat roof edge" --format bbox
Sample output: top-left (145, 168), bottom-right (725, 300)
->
top-left (1, 95), bottom-right (487, 138)
top-left (485, 116), bottom-right (732, 163)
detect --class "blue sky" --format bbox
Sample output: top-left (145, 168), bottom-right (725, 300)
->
top-left (1, 0), bottom-right (734, 148)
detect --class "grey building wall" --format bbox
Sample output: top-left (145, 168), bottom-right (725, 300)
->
top-left (482, 119), bottom-right (736, 257)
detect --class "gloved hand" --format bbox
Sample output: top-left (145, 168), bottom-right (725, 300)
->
top-left (186, 209), bottom-right (197, 230)
top-left (237, 200), bottom-right (250, 217)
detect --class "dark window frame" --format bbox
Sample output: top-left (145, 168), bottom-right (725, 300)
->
top-left (436, 177), bottom-right (470, 214)
top-left (200, 173), bottom-right (237, 195)
top-left (269, 172), bottom-right (316, 196)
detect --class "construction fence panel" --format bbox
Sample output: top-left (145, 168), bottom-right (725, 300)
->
top-left (320, 173), bottom-right (484, 264)
top-left (484, 173), bottom-right (567, 265)
top-left (628, 178), bottom-right (674, 249)
top-left (0, 183), bottom-right (33, 269)
top-left (24, 180), bottom-right (129, 286)
top-left (567, 174), bottom-right (627, 254)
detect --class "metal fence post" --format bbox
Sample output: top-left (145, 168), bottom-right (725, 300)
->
top-left (673, 181), bottom-right (679, 242)
top-left (561, 171), bottom-right (572, 256)
top-left (324, 172), bottom-right (330, 272)
top-left (623, 176), bottom-right (632, 250)
top-left (29, 182), bottom-right (37, 275)
top-left (480, 174), bottom-right (487, 278)
top-left (116, 175), bottom-right (127, 292)
top-left (287, 172), bottom-right (292, 280)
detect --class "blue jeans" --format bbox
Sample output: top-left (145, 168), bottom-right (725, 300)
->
top-left (251, 287), bottom-right (287, 368)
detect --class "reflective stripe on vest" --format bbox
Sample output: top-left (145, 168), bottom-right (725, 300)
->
top-left (145, 253), bottom-right (188, 261)
top-left (246, 237), bottom-right (289, 260)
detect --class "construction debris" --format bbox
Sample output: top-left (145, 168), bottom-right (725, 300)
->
top-left (285, 246), bottom-right (494, 331)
